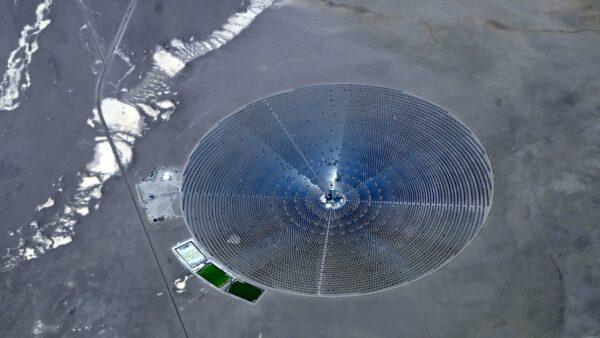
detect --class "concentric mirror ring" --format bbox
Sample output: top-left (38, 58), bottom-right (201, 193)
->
top-left (182, 84), bottom-right (493, 296)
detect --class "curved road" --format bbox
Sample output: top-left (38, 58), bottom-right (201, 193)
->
top-left (75, 1), bottom-right (190, 337)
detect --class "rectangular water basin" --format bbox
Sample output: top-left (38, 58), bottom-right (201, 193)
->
top-left (226, 281), bottom-right (264, 303)
top-left (174, 240), bottom-right (206, 270)
top-left (196, 263), bottom-right (232, 288)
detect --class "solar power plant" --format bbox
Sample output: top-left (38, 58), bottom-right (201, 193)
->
top-left (181, 84), bottom-right (493, 296)
top-left (4, 0), bottom-right (600, 335)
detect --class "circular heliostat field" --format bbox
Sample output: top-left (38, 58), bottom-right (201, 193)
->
top-left (181, 84), bottom-right (493, 296)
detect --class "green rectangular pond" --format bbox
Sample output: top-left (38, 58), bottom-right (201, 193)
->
top-left (226, 281), bottom-right (264, 303)
top-left (196, 263), bottom-right (231, 288)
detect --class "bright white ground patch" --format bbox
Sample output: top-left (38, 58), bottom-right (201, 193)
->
top-left (35, 197), bottom-right (54, 211)
top-left (100, 98), bottom-right (145, 136)
top-left (23, 247), bottom-right (37, 260)
top-left (137, 103), bottom-right (161, 120)
top-left (174, 275), bottom-right (193, 294)
top-left (153, 48), bottom-right (185, 77)
top-left (165, 0), bottom-right (274, 64)
top-left (0, 0), bottom-right (53, 111)
top-left (155, 100), bottom-right (175, 110)
top-left (170, 38), bottom-right (185, 49)
top-left (51, 234), bottom-right (73, 249)
top-left (86, 141), bottom-right (120, 176)
top-left (33, 320), bottom-right (58, 336)
top-left (78, 176), bottom-right (102, 190)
